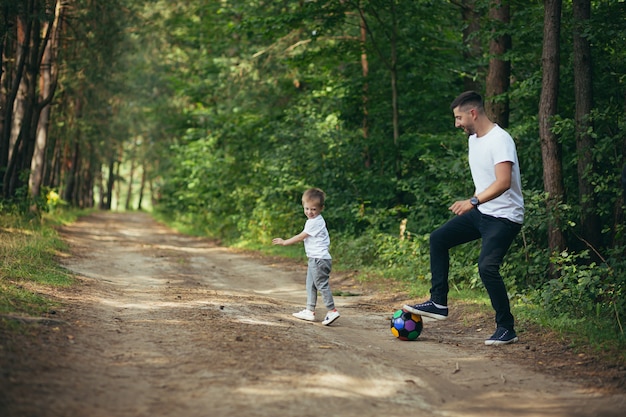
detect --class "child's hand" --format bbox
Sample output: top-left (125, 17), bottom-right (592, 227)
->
top-left (272, 238), bottom-right (285, 246)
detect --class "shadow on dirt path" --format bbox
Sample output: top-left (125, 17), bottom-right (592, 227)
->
top-left (1, 212), bottom-right (625, 416)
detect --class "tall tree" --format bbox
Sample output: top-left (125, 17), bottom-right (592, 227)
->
top-left (4, 0), bottom-right (46, 198)
top-left (357, 0), bottom-right (400, 148)
top-left (1, 0), bottom-right (31, 192)
top-left (0, 1), bottom-right (18, 155)
top-left (459, 0), bottom-right (483, 93)
top-left (539, 0), bottom-right (566, 255)
top-left (572, 0), bottom-right (600, 252)
top-left (359, 2), bottom-right (371, 168)
top-left (485, 0), bottom-right (511, 127)
top-left (29, 0), bottom-right (64, 201)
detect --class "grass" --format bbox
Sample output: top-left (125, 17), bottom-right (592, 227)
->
top-left (0, 209), bottom-right (80, 317)
top-left (515, 301), bottom-right (626, 362)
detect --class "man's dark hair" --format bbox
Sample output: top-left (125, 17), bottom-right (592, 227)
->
top-left (450, 91), bottom-right (484, 112)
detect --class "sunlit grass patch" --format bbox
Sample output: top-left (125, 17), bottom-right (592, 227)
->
top-left (0, 211), bottom-right (75, 316)
top-left (1, 226), bottom-right (72, 286)
top-left (0, 281), bottom-right (54, 315)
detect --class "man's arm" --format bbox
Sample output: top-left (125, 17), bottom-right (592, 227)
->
top-left (475, 161), bottom-right (513, 203)
top-left (449, 161), bottom-right (513, 215)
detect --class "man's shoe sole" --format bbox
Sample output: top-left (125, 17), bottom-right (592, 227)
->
top-left (402, 305), bottom-right (448, 320)
top-left (484, 336), bottom-right (519, 346)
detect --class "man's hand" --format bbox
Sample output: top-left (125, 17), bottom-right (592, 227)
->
top-left (449, 199), bottom-right (473, 216)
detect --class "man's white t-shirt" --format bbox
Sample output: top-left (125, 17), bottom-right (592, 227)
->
top-left (468, 124), bottom-right (524, 224)
top-left (303, 215), bottom-right (332, 259)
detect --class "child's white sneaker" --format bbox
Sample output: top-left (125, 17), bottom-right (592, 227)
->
top-left (292, 309), bottom-right (315, 321)
top-left (322, 310), bottom-right (340, 326)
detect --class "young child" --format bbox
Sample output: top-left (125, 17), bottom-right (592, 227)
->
top-left (272, 188), bottom-right (340, 326)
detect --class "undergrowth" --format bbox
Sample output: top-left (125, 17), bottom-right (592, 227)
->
top-left (0, 209), bottom-right (80, 317)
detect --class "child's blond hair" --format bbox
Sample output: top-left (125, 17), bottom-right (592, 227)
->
top-left (302, 188), bottom-right (326, 207)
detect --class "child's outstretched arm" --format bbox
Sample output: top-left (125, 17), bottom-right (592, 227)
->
top-left (272, 231), bottom-right (308, 246)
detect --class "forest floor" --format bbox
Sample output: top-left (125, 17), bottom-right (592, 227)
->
top-left (1, 211), bottom-right (625, 417)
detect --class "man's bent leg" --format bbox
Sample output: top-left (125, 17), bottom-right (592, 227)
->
top-left (429, 210), bottom-right (481, 305)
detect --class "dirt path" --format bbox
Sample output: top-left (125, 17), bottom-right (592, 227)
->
top-left (1, 212), bottom-right (625, 416)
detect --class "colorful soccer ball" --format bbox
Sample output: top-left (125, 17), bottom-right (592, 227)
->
top-left (390, 309), bottom-right (423, 341)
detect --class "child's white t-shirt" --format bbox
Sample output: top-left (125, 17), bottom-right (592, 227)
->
top-left (303, 215), bottom-right (332, 259)
top-left (468, 124), bottom-right (524, 224)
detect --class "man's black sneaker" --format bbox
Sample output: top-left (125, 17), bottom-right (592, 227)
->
top-left (403, 300), bottom-right (448, 320)
top-left (485, 327), bottom-right (519, 346)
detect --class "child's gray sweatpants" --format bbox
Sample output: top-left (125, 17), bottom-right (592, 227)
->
top-left (306, 257), bottom-right (334, 311)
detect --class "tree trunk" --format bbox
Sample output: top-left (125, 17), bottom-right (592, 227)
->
top-left (149, 177), bottom-right (157, 207)
top-left (611, 93), bottom-right (626, 248)
top-left (485, 0), bottom-right (511, 128)
top-left (104, 158), bottom-right (115, 210)
top-left (0, 2), bottom-right (15, 158)
top-left (114, 153), bottom-right (122, 210)
top-left (356, 1), bottom-right (400, 169)
top-left (46, 126), bottom-right (61, 190)
top-left (30, 92), bottom-right (51, 199)
top-left (5, 0), bottom-right (46, 198)
top-left (30, 0), bottom-right (63, 200)
top-left (359, 6), bottom-right (371, 168)
top-left (572, 0), bottom-right (601, 253)
top-left (389, 0), bottom-right (398, 148)
top-left (460, 0), bottom-right (482, 92)
top-left (539, 0), bottom-right (566, 255)
top-left (1, 5), bottom-right (31, 189)
top-left (62, 138), bottom-right (79, 203)
top-left (79, 155), bottom-right (93, 208)
top-left (125, 149), bottom-right (136, 210)
top-left (137, 166), bottom-right (146, 210)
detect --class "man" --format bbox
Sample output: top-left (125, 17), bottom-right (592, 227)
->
top-left (404, 91), bottom-right (524, 346)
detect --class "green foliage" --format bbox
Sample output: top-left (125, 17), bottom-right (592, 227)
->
top-left (146, 0), bottom-right (626, 316)
top-left (6, 0), bottom-right (618, 351)
top-left (0, 210), bottom-right (75, 316)
top-left (396, 133), bottom-right (472, 234)
top-left (515, 247), bottom-right (626, 353)
top-left (503, 190), bottom-right (551, 290)
top-left (537, 249), bottom-right (625, 332)
top-left (152, 0), bottom-right (470, 243)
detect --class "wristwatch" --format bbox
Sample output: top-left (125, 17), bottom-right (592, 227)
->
top-left (470, 196), bottom-right (480, 207)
